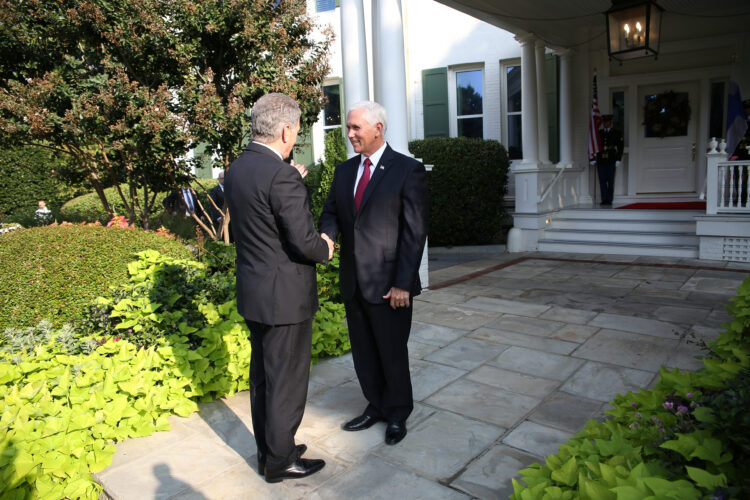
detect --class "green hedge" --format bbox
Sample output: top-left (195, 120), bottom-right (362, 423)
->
top-left (0, 146), bottom-right (83, 224)
top-left (511, 277), bottom-right (750, 500)
top-left (408, 137), bottom-right (510, 247)
top-left (0, 225), bottom-right (192, 331)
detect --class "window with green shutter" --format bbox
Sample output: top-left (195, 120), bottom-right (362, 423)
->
top-left (422, 67), bottom-right (449, 138)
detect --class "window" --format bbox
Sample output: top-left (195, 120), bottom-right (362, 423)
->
top-left (316, 0), bottom-right (336, 12)
top-left (709, 81), bottom-right (726, 140)
top-left (611, 90), bottom-right (627, 146)
top-left (504, 64), bottom-right (522, 159)
top-left (455, 69), bottom-right (483, 138)
top-left (322, 83), bottom-right (341, 130)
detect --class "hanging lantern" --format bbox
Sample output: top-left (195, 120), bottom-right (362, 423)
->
top-left (606, 0), bottom-right (663, 61)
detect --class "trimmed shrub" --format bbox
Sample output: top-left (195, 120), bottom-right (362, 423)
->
top-left (306, 128), bottom-right (347, 222)
top-left (0, 146), bottom-right (83, 223)
top-left (409, 137), bottom-right (510, 247)
top-left (0, 225), bottom-right (192, 331)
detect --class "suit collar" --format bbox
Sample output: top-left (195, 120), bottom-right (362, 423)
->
top-left (246, 141), bottom-right (284, 161)
top-left (350, 143), bottom-right (395, 215)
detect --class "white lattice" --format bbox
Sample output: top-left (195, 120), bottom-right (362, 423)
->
top-left (722, 237), bottom-right (750, 262)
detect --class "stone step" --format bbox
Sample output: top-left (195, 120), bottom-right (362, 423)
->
top-left (552, 208), bottom-right (703, 221)
top-left (542, 228), bottom-right (698, 245)
top-left (537, 239), bottom-right (699, 258)
top-left (550, 218), bottom-right (696, 232)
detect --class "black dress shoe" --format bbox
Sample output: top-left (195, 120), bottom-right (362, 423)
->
top-left (385, 421), bottom-right (407, 445)
top-left (258, 444), bottom-right (307, 476)
top-left (342, 414), bottom-right (382, 431)
top-left (264, 457), bottom-right (325, 483)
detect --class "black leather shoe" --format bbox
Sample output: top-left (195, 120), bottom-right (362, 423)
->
top-left (264, 457), bottom-right (325, 483)
top-left (342, 414), bottom-right (382, 431)
top-left (258, 444), bottom-right (307, 476)
top-left (385, 421), bottom-right (407, 445)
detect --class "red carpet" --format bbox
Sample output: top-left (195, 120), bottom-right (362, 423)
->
top-left (617, 201), bottom-right (706, 210)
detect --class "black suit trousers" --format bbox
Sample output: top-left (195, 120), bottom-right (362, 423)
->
top-left (345, 288), bottom-right (414, 424)
top-left (597, 162), bottom-right (616, 204)
top-left (245, 318), bottom-right (312, 472)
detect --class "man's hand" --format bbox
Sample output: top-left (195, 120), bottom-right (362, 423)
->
top-left (291, 159), bottom-right (308, 179)
top-left (321, 233), bottom-right (334, 260)
top-left (383, 287), bottom-right (410, 310)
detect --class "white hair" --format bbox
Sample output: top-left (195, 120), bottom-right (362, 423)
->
top-left (349, 100), bottom-right (387, 133)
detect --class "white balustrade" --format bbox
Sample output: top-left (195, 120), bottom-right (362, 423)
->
top-left (706, 140), bottom-right (750, 214)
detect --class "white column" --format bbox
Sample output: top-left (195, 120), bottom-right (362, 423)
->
top-left (518, 34), bottom-right (538, 165)
top-left (372, 0), bottom-right (410, 156)
top-left (557, 49), bottom-right (573, 168)
top-left (340, 0), bottom-right (370, 156)
top-left (535, 40), bottom-right (549, 165)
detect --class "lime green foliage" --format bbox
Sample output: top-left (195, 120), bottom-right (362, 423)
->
top-left (0, 225), bottom-right (192, 331)
top-left (307, 129), bottom-right (347, 222)
top-left (511, 277), bottom-right (750, 500)
top-left (60, 179), bottom-right (218, 227)
top-left (313, 254), bottom-right (349, 361)
top-left (408, 137), bottom-right (510, 246)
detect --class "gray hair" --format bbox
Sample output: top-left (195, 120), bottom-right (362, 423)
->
top-left (251, 93), bottom-right (302, 143)
top-left (349, 100), bottom-right (387, 133)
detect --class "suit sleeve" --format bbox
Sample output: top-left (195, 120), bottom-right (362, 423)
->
top-left (318, 166), bottom-right (341, 239)
top-left (394, 162), bottom-right (429, 291)
top-left (270, 165), bottom-right (330, 265)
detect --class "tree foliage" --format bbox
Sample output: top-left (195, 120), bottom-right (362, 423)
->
top-left (0, 0), bottom-right (333, 233)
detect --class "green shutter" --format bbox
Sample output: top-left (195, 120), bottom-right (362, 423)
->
top-left (193, 143), bottom-right (213, 179)
top-left (422, 67), bottom-right (449, 138)
top-left (294, 128), bottom-right (315, 168)
top-left (545, 54), bottom-right (560, 164)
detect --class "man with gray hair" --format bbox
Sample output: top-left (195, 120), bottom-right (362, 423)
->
top-left (319, 100), bottom-right (429, 446)
top-left (225, 92), bottom-right (334, 483)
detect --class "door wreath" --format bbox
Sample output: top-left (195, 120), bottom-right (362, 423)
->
top-left (643, 90), bottom-right (691, 138)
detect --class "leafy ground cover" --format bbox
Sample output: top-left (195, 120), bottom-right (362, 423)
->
top-left (0, 224), bottom-right (192, 331)
top-left (1, 242), bottom-right (348, 499)
top-left (511, 277), bottom-right (750, 500)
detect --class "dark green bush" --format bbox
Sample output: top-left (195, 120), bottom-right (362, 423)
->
top-left (0, 225), bottom-right (192, 331)
top-left (306, 129), bottom-right (347, 222)
top-left (409, 137), bottom-right (510, 246)
top-left (0, 146), bottom-right (84, 223)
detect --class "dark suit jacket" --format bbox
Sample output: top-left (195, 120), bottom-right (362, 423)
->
top-left (209, 184), bottom-right (225, 223)
top-left (163, 188), bottom-right (204, 218)
top-left (319, 144), bottom-right (429, 303)
top-left (225, 142), bottom-right (329, 325)
top-left (596, 128), bottom-right (624, 166)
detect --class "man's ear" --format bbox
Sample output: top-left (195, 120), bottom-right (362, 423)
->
top-left (375, 122), bottom-right (384, 137)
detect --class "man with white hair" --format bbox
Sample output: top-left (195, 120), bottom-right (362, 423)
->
top-left (319, 101), bottom-right (429, 446)
top-left (225, 92), bottom-right (334, 483)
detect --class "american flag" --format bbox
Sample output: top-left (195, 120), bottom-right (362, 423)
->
top-left (589, 75), bottom-right (603, 161)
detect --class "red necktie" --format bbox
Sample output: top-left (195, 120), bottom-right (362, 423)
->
top-left (354, 157), bottom-right (372, 211)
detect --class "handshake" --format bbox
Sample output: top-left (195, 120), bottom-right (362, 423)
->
top-left (321, 232), bottom-right (335, 260)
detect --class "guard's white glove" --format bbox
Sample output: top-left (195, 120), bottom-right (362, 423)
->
top-left (615, 161), bottom-right (621, 167)
top-left (589, 160), bottom-right (596, 166)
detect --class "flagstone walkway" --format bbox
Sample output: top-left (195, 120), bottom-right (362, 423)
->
top-left (96, 250), bottom-right (750, 499)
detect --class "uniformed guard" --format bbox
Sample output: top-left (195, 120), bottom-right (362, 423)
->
top-left (596, 114), bottom-right (624, 206)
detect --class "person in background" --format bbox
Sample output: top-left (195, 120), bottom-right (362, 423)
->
top-left (596, 114), bottom-right (624, 206)
top-left (34, 200), bottom-right (53, 225)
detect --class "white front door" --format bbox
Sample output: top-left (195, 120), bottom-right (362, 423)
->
top-left (635, 82), bottom-right (698, 194)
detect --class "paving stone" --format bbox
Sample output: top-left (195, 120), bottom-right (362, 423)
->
top-left (490, 346), bottom-right (585, 381)
top-left (573, 329), bottom-right (678, 371)
top-left (562, 361), bottom-right (655, 402)
top-left (296, 381), bottom-right (368, 443)
top-left (451, 444), bottom-right (539, 500)
top-left (588, 313), bottom-right (680, 339)
top-left (539, 306), bottom-right (598, 325)
top-left (308, 455), bottom-right (469, 499)
top-left (374, 411), bottom-right (504, 480)
top-left (680, 276), bottom-right (746, 295)
top-left (470, 327), bottom-right (577, 355)
top-left (409, 359), bottom-right (467, 401)
top-left (425, 378), bottom-right (539, 428)
top-left (309, 361), bottom-right (357, 388)
top-left (407, 338), bottom-right (442, 359)
top-left (413, 303), bottom-right (501, 330)
top-left (548, 323), bottom-right (600, 343)
top-left (465, 365), bottom-right (560, 399)
top-left (666, 339), bottom-right (709, 372)
top-left (652, 305), bottom-right (711, 324)
top-left (502, 421), bottom-right (573, 459)
top-left (97, 434), bottom-right (243, 500)
top-left (462, 296), bottom-right (551, 317)
top-left (177, 461), bottom-right (296, 500)
top-left (484, 314), bottom-right (566, 337)
top-left (527, 391), bottom-right (605, 433)
top-left (326, 351), bottom-right (355, 369)
top-left (416, 289), bottom-right (471, 305)
top-left (424, 337), bottom-right (510, 370)
top-left (411, 321), bottom-right (469, 347)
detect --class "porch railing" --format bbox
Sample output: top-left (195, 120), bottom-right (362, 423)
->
top-left (705, 144), bottom-right (750, 215)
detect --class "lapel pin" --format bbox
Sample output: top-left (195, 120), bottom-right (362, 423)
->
top-left (379, 166), bottom-right (384, 169)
